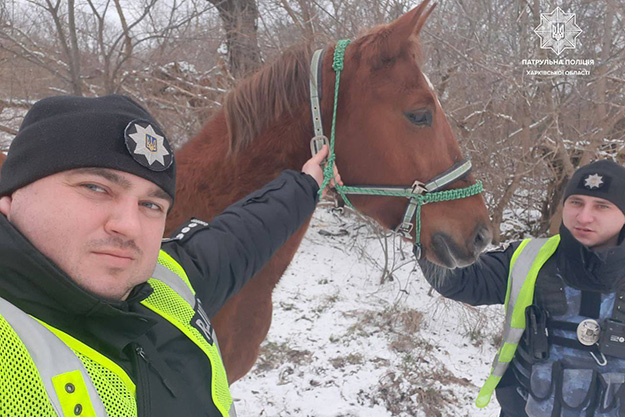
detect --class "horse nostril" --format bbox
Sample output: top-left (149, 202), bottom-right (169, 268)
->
top-left (473, 225), bottom-right (492, 252)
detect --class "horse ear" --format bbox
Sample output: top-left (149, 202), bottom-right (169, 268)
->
top-left (391, 0), bottom-right (436, 39)
top-left (371, 1), bottom-right (436, 62)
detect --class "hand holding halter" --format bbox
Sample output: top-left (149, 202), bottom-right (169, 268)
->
top-left (302, 144), bottom-right (343, 198)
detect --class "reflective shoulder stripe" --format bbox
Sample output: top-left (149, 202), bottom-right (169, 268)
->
top-left (506, 238), bottom-right (552, 328)
top-left (0, 297), bottom-right (108, 417)
top-left (476, 235), bottom-right (560, 408)
top-left (509, 235), bottom-right (560, 329)
top-left (157, 250), bottom-right (195, 295)
top-left (153, 262), bottom-right (195, 307)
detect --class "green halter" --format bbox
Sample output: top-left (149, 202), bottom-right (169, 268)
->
top-left (309, 39), bottom-right (484, 258)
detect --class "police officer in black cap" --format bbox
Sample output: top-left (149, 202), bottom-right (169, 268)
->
top-left (421, 160), bottom-right (625, 417)
top-left (0, 95), bottom-right (340, 416)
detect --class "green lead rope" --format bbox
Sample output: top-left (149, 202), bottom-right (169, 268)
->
top-left (319, 39), bottom-right (351, 204)
top-left (317, 39), bottom-right (484, 250)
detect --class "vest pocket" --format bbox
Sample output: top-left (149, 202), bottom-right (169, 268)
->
top-left (525, 362), bottom-right (557, 417)
top-left (526, 361), bottom-right (602, 416)
top-left (597, 373), bottom-right (625, 413)
top-left (560, 368), bottom-right (596, 409)
top-left (529, 362), bottom-right (556, 400)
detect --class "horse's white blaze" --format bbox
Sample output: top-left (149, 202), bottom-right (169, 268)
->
top-left (422, 72), bottom-right (442, 108)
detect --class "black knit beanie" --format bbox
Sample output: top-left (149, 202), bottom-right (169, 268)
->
top-left (0, 95), bottom-right (175, 201)
top-left (563, 160), bottom-right (625, 215)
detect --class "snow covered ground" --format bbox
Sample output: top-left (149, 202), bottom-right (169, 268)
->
top-left (232, 205), bottom-right (505, 417)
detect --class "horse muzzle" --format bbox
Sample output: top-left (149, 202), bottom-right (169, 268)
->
top-left (429, 224), bottom-right (492, 268)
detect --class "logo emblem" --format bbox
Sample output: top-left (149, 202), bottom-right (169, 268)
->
top-left (534, 7), bottom-right (582, 56)
top-left (191, 299), bottom-right (214, 345)
top-left (584, 173), bottom-right (604, 189)
top-left (124, 120), bottom-right (173, 171)
top-left (577, 319), bottom-right (601, 346)
top-left (145, 134), bottom-right (158, 153)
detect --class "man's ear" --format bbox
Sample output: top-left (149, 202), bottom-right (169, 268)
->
top-left (619, 224), bottom-right (625, 245)
top-left (0, 195), bottom-right (12, 217)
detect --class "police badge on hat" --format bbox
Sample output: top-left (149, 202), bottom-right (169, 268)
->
top-left (578, 172), bottom-right (611, 192)
top-left (124, 119), bottom-right (173, 171)
top-left (584, 173), bottom-right (604, 189)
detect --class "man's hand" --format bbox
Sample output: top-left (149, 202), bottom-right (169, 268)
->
top-left (301, 145), bottom-right (343, 198)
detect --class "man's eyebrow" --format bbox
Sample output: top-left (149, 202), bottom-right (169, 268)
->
top-left (69, 168), bottom-right (132, 189)
top-left (69, 167), bottom-right (172, 205)
top-left (148, 188), bottom-right (173, 205)
top-left (593, 199), bottom-right (615, 206)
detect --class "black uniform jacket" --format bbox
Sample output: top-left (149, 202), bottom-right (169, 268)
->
top-left (420, 225), bottom-right (625, 413)
top-left (0, 170), bottom-right (319, 417)
top-left (422, 225), bottom-right (625, 308)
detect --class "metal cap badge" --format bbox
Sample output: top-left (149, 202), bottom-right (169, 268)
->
top-left (583, 173), bottom-right (605, 190)
top-left (124, 119), bottom-right (173, 171)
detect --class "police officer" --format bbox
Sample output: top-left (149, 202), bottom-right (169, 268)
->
top-left (421, 160), bottom-right (625, 417)
top-left (0, 95), bottom-right (340, 416)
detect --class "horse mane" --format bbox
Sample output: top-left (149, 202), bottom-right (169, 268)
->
top-left (222, 8), bottom-right (431, 155)
top-left (224, 45), bottom-right (313, 154)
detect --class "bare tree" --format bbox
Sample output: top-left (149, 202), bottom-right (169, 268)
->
top-left (207, 0), bottom-right (263, 78)
top-left (0, 0), bottom-right (215, 96)
top-left (1, 0), bottom-right (623, 241)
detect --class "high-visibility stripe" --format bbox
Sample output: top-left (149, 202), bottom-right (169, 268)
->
top-left (157, 250), bottom-right (196, 296)
top-left (476, 374), bottom-right (502, 407)
top-left (38, 319), bottom-right (137, 398)
top-left (476, 236), bottom-right (560, 408)
top-left (153, 262), bottom-right (195, 306)
top-left (0, 297), bottom-right (107, 416)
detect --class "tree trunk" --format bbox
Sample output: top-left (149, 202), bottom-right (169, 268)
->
top-left (208, 0), bottom-right (263, 79)
top-left (578, 0), bottom-right (613, 167)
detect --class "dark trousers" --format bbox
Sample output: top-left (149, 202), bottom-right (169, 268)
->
top-left (496, 385), bottom-right (529, 417)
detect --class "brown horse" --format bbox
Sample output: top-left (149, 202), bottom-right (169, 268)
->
top-left (166, 0), bottom-right (492, 383)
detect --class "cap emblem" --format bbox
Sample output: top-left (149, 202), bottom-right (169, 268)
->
top-left (124, 120), bottom-right (173, 171)
top-left (583, 173), bottom-right (604, 189)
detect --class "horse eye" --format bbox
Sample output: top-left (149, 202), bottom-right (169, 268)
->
top-left (405, 110), bottom-right (432, 127)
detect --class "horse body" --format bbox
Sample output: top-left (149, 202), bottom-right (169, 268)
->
top-left (167, 0), bottom-right (492, 383)
top-left (166, 55), bottom-right (317, 382)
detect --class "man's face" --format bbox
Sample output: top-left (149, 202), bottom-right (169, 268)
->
top-left (563, 194), bottom-right (625, 249)
top-left (0, 168), bottom-right (172, 300)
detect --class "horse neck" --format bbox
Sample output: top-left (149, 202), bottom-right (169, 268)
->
top-left (168, 106), bottom-right (313, 231)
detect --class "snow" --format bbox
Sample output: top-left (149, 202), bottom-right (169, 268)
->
top-left (231, 206), bottom-right (504, 416)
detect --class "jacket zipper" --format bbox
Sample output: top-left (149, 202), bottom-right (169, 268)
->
top-left (132, 343), bottom-right (151, 416)
top-left (135, 345), bottom-right (177, 397)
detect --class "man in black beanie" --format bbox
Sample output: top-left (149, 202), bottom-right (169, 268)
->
top-left (0, 95), bottom-right (340, 416)
top-left (419, 160), bottom-right (625, 417)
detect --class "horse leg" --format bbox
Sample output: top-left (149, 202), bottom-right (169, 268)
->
top-left (212, 218), bottom-right (312, 384)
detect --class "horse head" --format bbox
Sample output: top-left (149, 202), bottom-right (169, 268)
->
top-left (322, 1), bottom-right (492, 268)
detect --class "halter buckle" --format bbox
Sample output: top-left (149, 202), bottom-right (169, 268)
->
top-left (310, 135), bottom-right (329, 161)
top-left (411, 180), bottom-right (428, 195)
top-left (396, 221), bottom-right (414, 238)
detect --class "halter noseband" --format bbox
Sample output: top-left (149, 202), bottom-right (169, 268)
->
top-left (309, 40), bottom-right (484, 259)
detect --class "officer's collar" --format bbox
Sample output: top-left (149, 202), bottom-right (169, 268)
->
top-left (558, 223), bottom-right (625, 291)
top-left (0, 214), bottom-right (157, 353)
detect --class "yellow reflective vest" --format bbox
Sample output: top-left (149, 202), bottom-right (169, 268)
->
top-left (476, 235), bottom-right (561, 407)
top-left (0, 250), bottom-right (235, 417)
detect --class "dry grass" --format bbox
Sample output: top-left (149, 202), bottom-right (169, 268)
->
top-left (254, 341), bottom-right (312, 373)
top-left (345, 305), bottom-right (476, 416)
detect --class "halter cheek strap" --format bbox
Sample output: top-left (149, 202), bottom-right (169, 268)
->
top-left (309, 40), bottom-right (484, 259)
